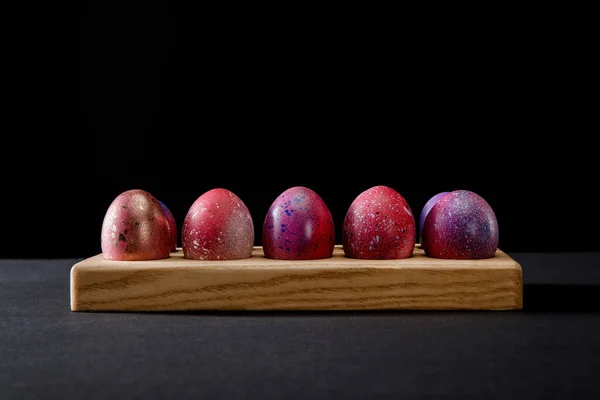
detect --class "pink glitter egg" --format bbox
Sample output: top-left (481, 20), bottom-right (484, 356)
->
top-left (182, 188), bottom-right (254, 260)
top-left (342, 185), bottom-right (416, 259)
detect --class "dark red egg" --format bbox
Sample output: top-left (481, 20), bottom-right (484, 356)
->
top-left (342, 185), bottom-right (416, 259)
top-left (100, 189), bottom-right (172, 261)
top-left (182, 188), bottom-right (254, 260)
top-left (422, 189), bottom-right (499, 259)
top-left (262, 186), bottom-right (335, 260)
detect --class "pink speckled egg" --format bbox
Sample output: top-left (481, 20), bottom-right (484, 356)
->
top-left (422, 189), bottom-right (499, 259)
top-left (101, 189), bottom-right (172, 261)
top-left (342, 185), bottom-right (416, 259)
top-left (262, 186), bottom-right (335, 260)
top-left (182, 188), bottom-right (254, 260)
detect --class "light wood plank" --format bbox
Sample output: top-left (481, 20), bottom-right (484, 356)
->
top-left (70, 245), bottom-right (522, 311)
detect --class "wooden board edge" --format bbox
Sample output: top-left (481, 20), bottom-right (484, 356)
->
top-left (70, 246), bottom-right (523, 312)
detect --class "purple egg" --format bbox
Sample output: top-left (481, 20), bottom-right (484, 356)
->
top-left (418, 191), bottom-right (449, 246)
top-left (262, 186), bottom-right (335, 260)
top-left (422, 190), bottom-right (499, 259)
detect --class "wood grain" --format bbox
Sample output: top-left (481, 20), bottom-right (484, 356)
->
top-left (70, 245), bottom-right (522, 312)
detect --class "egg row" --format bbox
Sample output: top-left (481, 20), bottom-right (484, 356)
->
top-left (100, 186), bottom-right (499, 262)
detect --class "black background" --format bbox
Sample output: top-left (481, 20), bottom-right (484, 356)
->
top-left (6, 3), bottom-right (597, 259)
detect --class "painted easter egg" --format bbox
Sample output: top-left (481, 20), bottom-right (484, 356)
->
top-left (418, 191), bottom-right (449, 246)
top-left (422, 189), bottom-right (499, 259)
top-left (100, 189), bottom-right (172, 261)
top-left (182, 188), bottom-right (254, 260)
top-left (158, 200), bottom-right (178, 251)
top-left (262, 186), bottom-right (335, 260)
top-left (342, 185), bottom-right (416, 259)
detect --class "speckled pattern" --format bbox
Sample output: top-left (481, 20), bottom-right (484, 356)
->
top-left (182, 188), bottom-right (254, 260)
top-left (101, 189), bottom-right (172, 261)
top-left (158, 200), bottom-right (177, 251)
top-left (422, 190), bottom-right (499, 259)
top-left (418, 191), bottom-right (449, 246)
top-left (342, 185), bottom-right (416, 259)
top-left (262, 186), bottom-right (335, 260)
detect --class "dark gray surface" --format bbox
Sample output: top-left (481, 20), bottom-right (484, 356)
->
top-left (1, 253), bottom-right (599, 399)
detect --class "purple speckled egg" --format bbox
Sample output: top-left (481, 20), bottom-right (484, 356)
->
top-left (422, 190), bottom-right (499, 259)
top-left (101, 189), bottom-right (172, 261)
top-left (262, 186), bottom-right (335, 260)
top-left (182, 188), bottom-right (254, 260)
top-left (418, 191), bottom-right (449, 246)
top-left (158, 200), bottom-right (178, 252)
top-left (342, 185), bottom-right (416, 259)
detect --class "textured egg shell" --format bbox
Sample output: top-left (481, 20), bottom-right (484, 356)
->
top-left (342, 185), bottom-right (416, 259)
top-left (101, 189), bottom-right (172, 261)
top-left (418, 191), bottom-right (449, 246)
top-left (422, 190), bottom-right (499, 259)
top-left (262, 186), bottom-right (335, 260)
top-left (182, 188), bottom-right (254, 260)
top-left (158, 200), bottom-right (178, 251)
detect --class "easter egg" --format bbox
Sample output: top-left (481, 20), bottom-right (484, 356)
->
top-left (158, 200), bottom-right (178, 251)
top-left (418, 191), bottom-right (449, 246)
top-left (100, 189), bottom-right (172, 261)
top-left (422, 189), bottom-right (499, 259)
top-left (262, 186), bottom-right (335, 260)
top-left (342, 185), bottom-right (416, 259)
top-left (182, 188), bottom-right (254, 260)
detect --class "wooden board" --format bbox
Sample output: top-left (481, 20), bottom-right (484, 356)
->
top-left (70, 245), bottom-right (522, 312)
